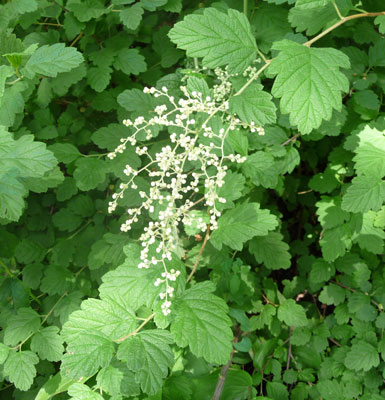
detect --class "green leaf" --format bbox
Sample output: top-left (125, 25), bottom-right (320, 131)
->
top-left (31, 326), bottom-right (64, 362)
top-left (117, 329), bottom-right (174, 395)
top-left (4, 350), bottom-right (39, 391)
top-left (24, 43), bottom-right (84, 78)
top-left (309, 259), bottom-right (335, 284)
top-left (295, 0), bottom-right (332, 8)
top-left (242, 151), bottom-right (279, 189)
top-left (40, 265), bottom-right (73, 295)
top-left (374, 15), bottom-right (385, 34)
top-left (66, 0), bottom-right (106, 22)
top-left (0, 343), bottom-right (10, 363)
top-left (309, 168), bottom-right (340, 193)
top-left (210, 203), bottom-right (278, 250)
top-left (344, 341), bottom-right (380, 372)
top-left (352, 126), bottom-right (385, 178)
top-left (91, 123), bottom-right (132, 152)
top-left (249, 232), bottom-right (291, 270)
top-left (22, 166), bottom-right (64, 193)
top-left (68, 383), bottom-right (104, 400)
top-left (117, 88), bottom-right (157, 112)
top-left (52, 208), bottom-right (82, 232)
top-left (99, 261), bottom-right (163, 310)
top-left (113, 48), bottom-right (147, 75)
top-left (49, 143), bottom-right (81, 165)
top-left (269, 40), bottom-right (350, 133)
top-left (168, 8), bottom-right (257, 74)
top-left (317, 380), bottom-right (344, 400)
top-left (229, 83), bottom-right (276, 126)
top-left (61, 331), bottom-right (115, 379)
top-left (62, 294), bottom-right (137, 342)
top-left (341, 175), bottom-right (385, 213)
top-left (215, 171), bottom-right (245, 210)
top-left (0, 65), bottom-right (14, 106)
top-left (252, 3), bottom-right (292, 53)
top-left (7, 0), bottom-right (38, 14)
top-left (0, 83), bottom-right (25, 127)
top-left (288, 0), bottom-right (347, 36)
top-left (50, 64), bottom-right (87, 97)
top-left (266, 381), bottom-right (289, 400)
top-left (219, 370), bottom-right (252, 400)
top-left (318, 283), bottom-right (345, 305)
top-left (316, 196), bottom-right (350, 229)
top-left (320, 225), bottom-right (350, 262)
top-left (277, 299), bottom-right (308, 327)
top-left (369, 39), bottom-right (385, 67)
top-left (15, 238), bottom-right (45, 264)
top-left (171, 281), bottom-right (233, 364)
top-left (140, 0), bottom-right (167, 11)
top-left (96, 364), bottom-right (140, 397)
top-left (3, 307), bottom-right (40, 346)
top-left (73, 158), bottom-right (107, 191)
top-left (0, 169), bottom-right (28, 221)
top-left (0, 128), bottom-right (57, 178)
top-left (120, 4), bottom-right (144, 30)
top-left (88, 233), bottom-right (131, 270)
top-left (87, 66), bottom-right (112, 93)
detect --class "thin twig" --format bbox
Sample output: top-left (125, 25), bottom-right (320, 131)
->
top-left (115, 313), bottom-right (155, 342)
top-left (186, 224), bottom-right (210, 283)
top-left (286, 327), bottom-right (293, 370)
top-left (328, 337), bottom-right (342, 347)
top-left (70, 32), bottom-right (83, 47)
top-left (262, 293), bottom-right (277, 307)
top-left (35, 22), bottom-right (63, 27)
top-left (212, 328), bottom-right (241, 400)
top-left (304, 11), bottom-right (385, 47)
top-left (297, 189), bottom-right (313, 195)
top-left (331, 280), bottom-right (381, 308)
top-left (0, 259), bottom-right (13, 277)
top-left (52, 0), bottom-right (69, 12)
top-left (332, 0), bottom-right (344, 20)
top-left (281, 133), bottom-right (300, 146)
top-left (234, 62), bottom-right (270, 97)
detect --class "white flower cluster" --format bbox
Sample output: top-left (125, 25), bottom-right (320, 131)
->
top-left (108, 76), bottom-right (265, 315)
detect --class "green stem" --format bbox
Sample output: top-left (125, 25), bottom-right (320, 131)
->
top-left (116, 312), bottom-right (155, 342)
top-left (243, 0), bottom-right (248, 16)
top-left (234, 61), bottom-right (270, 97)
top-left (14, 292), bottom-right (67, 350)
top-left (257, 48), bottom-right (268, 63)
top-left (0, 259), bottom-right (13, 277)
top-left (332, 0), bottom-right (344, 20)
top-left (352, 7), bottom-right (367, 13)
top-left (193, 57), bottom-right (199, 70)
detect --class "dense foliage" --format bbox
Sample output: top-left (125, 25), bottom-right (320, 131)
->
top-left (1, 0), bottom-right (385, 399)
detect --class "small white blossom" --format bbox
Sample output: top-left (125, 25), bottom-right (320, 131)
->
top-left (108, 69), bottom-right (267, 312)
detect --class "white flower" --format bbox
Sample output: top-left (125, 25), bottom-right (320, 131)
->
top-left (108, 70), bottom-right (267, 311)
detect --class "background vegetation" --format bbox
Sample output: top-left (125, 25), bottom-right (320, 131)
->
top-left (0, 0), bottom-right (385, 399)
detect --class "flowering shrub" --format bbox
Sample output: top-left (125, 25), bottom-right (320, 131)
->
top-left (1, 0), bottom-right (385, 399)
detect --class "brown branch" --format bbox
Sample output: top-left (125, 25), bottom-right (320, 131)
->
top-left (186, 224), bottom-right (210, 283)
top-left (281, 133), bottom-right (300, 146)
top-left (70, 32), bottom-right (83, 47)
top-left (212, 328), bottom-right (241, 400)
top-left (328, 337), bottom-right (342, 347)
top-left (331, 280), bottom-right (381, 308)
